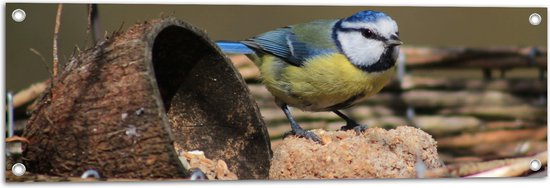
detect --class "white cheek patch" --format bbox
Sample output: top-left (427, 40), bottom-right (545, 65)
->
top-left (337, 31), bottom-right (385, 67)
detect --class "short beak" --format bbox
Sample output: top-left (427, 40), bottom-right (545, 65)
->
top-left (385, 34), bottom-right (403, 47)
top-left (386, 39), bottom-right (403, 46)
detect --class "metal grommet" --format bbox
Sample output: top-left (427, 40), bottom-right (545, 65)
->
top-left (81, 169), bottom-right (101, 179)
top-left (190, 168), bottom-right (206, 180)
top-left (529, 13), bottom-right (542, 26)
top-left (529, 159), bottom-right (542, 171)
top-left (12, 9), bottom-right (26, 23)
top-left (12, 163), bottom-right (26, 176)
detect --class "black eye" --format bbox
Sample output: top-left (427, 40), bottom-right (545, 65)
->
top-left (361, 29), bottom-right (374, 38)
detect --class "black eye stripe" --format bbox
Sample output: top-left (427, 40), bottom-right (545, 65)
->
top-left (338, 27), bottom-right (386, 41)
top-left (338, 27), bottom-right (364, 32)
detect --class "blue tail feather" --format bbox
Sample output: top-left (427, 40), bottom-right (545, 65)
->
top-left (216, 41), bottom-right (255, 54)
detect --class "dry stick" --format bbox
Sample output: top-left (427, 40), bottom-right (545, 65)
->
top-left (425, 151), bottom-right (547, 178)
top-left (115, 21), bottom-right (126, 36)
top-left (403, 46), bottom-right (547, 69)
top-left (396, 75), bottom-right (547, 94)
top-left (29, 48), bottom-right (52, 75)
top-left (12, 81), bottom-right (48, 109)
top-left (437, 127), bottom-right (547, 148)
top-left (86, 4), bottom-right (92, 35)
top-left (82, 4), bottom-right (92, 48)
top-left (53, 4), bottom-right (63, 78)
top-left (50, 4), bottom-right (63, 101)
top-left (89, 4), bottom-right (104, 43)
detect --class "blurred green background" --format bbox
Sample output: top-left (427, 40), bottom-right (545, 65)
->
top-left (5, 4), bottom-right (547, 92)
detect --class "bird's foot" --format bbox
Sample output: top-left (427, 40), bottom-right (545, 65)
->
top-left (340, 121), bottom-right (368, 135)
top-left (283, 129), bottom-right (323, 144)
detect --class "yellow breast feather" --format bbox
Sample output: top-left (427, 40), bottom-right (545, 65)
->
top-left (258, 53), bottom-right (395, 111)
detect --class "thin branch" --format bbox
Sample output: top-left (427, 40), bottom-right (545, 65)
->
top-left (53, 4), bottom-right (63, 78)
top-left (86, 4), bottom-right (92, 34)
top-left (12, 81), bottom-right (48, 109)
top-left (115, 21), bottom-right (125, 35)
top-left (29, 48), bottom-right (52, 75)
top-left (87, 4), bottom-right (103, 44)
top-left (83, 4), bottom-right (92, 48)
top-left (5, 136), bottom-right (30, 144)
top-left (425, 151), bottom-right (547, 178)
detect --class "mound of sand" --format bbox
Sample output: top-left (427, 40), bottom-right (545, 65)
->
top-left (269, 126), bottom-right (443, 179)
top-left (178, 150), bottom-right (238, 180)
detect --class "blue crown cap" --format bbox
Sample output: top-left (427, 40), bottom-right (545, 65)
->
top-left (343, 10), bottom-right (389, 23)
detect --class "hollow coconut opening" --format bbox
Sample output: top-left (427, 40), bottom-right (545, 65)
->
top-left (146, 21), bottom-right (272, 179)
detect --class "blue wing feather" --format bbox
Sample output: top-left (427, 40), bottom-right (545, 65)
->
top-left (242, 27), bottom-right (314, 66)
top-left (285, 34), bottom-right (310, 62)
top-left (239, 22), bottom-right (338, 67)
top-left (216, 41), bottom-right (255, 54)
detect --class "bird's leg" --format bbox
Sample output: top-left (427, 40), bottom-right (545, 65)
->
top-left (280, 104), bottom-right (322, 144)
top-left (333, 110), bottom-right (368, 133)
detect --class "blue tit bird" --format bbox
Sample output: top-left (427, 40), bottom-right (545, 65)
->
top-left (217, 10), bottom-right (402, 143)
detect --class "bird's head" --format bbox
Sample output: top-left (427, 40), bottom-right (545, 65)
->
top-left (333, 10), bottom-right (402, 71)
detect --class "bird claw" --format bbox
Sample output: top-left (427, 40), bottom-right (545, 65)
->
top-left (284, 129), bottom-right (323, 144)
top-left (340, 123), bottom-right (368, 135)
top-left (352, 125), bottom-right (368, 134)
